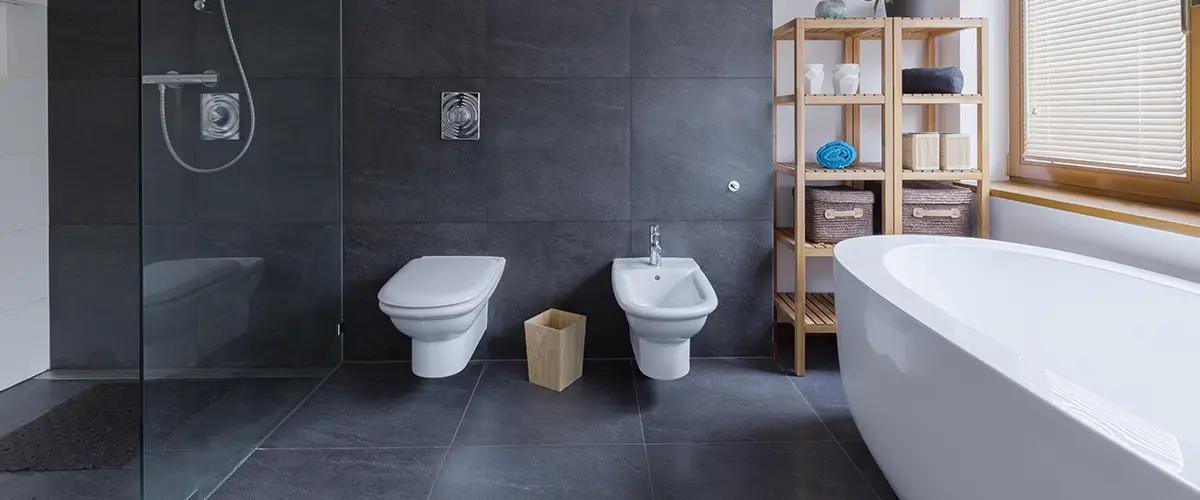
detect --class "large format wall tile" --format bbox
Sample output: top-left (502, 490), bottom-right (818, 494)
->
top-left (344, 79), bottom-right (487, 223)
top-left (486, 222), bottom-right (632, 359)
top-left (49, 79), bottom-right (139, 225)
top-left (485, 80), bottom-right (630, 222)
top-left (197, 0), bottom-right (342, 79)
top-left (140, 0), bottom-right (197, 76)
top-left (344, 0), bottom-right (486, 78)
top-left (49, 225), bottom-right (140, 369)
top-left (197, 223), bottom-right (343, 368)
top-left (196, 79), bottom-right (341, 224)
top-left (343, 223), bottom-right (488, 361)
top-left (632, 0), bottom-right (771, 78)
top-left (486, 0), bottom-right (630, 78)
top-left (48, 0), bottom-right (139, 79)
top-left (631, 221), bottom-right (773, 357)
top-left (631, 78), bottom-right (772, 222)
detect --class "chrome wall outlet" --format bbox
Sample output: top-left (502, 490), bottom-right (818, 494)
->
top-left (201, 93), bottom-right (241, 141)
top-left (441, 92), bottom-right (480, 141)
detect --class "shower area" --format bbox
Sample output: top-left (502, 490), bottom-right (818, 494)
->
top-left (0, 0), bottom-right (343, 498)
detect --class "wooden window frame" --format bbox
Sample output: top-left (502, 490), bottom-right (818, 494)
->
top-left (1009, 0), bottom-right (1200, 207)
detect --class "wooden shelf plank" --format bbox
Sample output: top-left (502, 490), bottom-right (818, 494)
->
top-left (775, 162), bottom-right (798, 175)
top-left (775, 94), bottom-right (797, 106)
top-left (775, 228), bottom-right (836, 257)
top-left (776, 293), bottom-right (838, 333)
top-left (902, 94), bottom-right (983, 105)
top-left (803, 293), bottom-right (837, 334)
top-left (775, 293), bottom-right (797, 325)
top-left (898, 17), bottom-right (983, 39)
top-left (804, 240), bottom-right (835, 257)
top-left (775, 228), bottom-right (796, 250)
top-left (804, 162), bottom-right (886, 180)
top-left (774, 19), bottom-right (797, 40)
top-left (799, 18), bottom-right (886, 40)
top-left (804, 94), bottom-right (886, 105)
top-left (902, 169), bottom-right (984, 181)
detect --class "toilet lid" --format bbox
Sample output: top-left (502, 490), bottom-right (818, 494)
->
top-left (378, 256), bottom-right (505, 308)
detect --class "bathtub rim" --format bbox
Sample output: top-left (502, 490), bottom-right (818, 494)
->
top-left (834, 235), bottom-right (1200, 495)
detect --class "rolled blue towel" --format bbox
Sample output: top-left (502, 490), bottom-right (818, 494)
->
top-left (816, 141), bottom-right (857, 169)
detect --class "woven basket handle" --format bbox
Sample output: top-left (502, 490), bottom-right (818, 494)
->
top-left (824, 208), bottom-right (864, 219)
top-left (912, 207), bottom-right (962, 219)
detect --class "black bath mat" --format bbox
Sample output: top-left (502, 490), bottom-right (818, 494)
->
top-left (0, 383), bottom-right (140, 472)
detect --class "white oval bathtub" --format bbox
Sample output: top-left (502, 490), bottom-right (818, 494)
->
top-left (834, 236), bottom-right (1200, 500)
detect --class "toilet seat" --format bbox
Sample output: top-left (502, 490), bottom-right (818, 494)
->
top-left (379, 256), bottom-right (506, 321)
top-left (377, 255), bottom-right (506, 378)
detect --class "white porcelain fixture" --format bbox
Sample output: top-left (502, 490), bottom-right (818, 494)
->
top-left (834, 64), bottom-right (860, 94)
top-left (803, 64), bottom-right (825, 94)
top-left (378, 256), bottom-right (505, 378)
top-left (142, 258), bottom-right (264, 369)
top-left (612, 258), bottom-right (718, 380)
top-left (835, 236), bottom-right (1200, 500)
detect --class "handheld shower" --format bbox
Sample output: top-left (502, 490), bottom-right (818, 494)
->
top-left (148, 0), bottom-right (256, 174)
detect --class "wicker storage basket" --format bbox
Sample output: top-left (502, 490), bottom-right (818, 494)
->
top-left (901, 181), bottom-right (973, 236)
top-left (805, 186), bottom-right (875, 244)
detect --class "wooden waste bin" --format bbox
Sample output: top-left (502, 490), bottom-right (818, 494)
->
top-left (524, 309), bottom-right (586, 392)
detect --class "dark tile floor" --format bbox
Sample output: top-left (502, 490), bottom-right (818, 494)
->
top-left (0, 376), bottom-right (322, 500)
top-left (212, 336), bottom-right (899, 500)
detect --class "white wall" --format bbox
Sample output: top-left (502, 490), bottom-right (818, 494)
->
top-left (0, 0), bottom-right (49, 391)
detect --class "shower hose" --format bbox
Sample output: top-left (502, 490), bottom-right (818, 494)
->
top-left (157, 0), bottom-right (256, 174)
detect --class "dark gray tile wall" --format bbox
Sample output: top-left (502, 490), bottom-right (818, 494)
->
top-left (342, 0), bottom-right (773, 360)
top-left (47, 0), bottom-right (142, 370)
top-left (48, 0), bottom-right (342, 369)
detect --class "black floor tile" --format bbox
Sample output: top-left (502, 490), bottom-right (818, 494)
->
top-left (842, 441), bottom-right (900, 500)
top-left (636, 358), bottom-right (833, 444)
top-left (453, 361), bottom-right (643, 446)
top-left (210, 448), bottom-right (446, 500)
top-left (777, 334), bottom-right (862, 441)
top-left (646, 442), bottom-right (880, 500)
top-left (788, 364), bottom-right (862, 442)
top-left (263, 363), bottom-right (482, 448)
top-left (429, 445), bottom-right (653, 500)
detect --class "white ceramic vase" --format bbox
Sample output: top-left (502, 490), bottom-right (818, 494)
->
top-left (834, 64), bottom-right (861, 95)
top-left (804, 64), bottom-right (825, 95)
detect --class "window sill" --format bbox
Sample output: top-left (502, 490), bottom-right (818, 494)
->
top-left (987, 181), bottom-right (1200, 238)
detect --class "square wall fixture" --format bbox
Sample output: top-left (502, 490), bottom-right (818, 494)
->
top-left (441, 91), bottom-right (480, 141)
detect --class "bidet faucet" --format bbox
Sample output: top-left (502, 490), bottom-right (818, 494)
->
top-left (649, 225), bottom-right (662, 267)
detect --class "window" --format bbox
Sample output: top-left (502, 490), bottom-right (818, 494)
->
top-left (1011, 0), bottom-right (1200, 205)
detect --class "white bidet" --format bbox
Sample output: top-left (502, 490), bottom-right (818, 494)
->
top-left (612, 258), bottom-right (718, 380)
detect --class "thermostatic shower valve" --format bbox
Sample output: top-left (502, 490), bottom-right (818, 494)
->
top-left (201, 93), bottom-right (241, 141)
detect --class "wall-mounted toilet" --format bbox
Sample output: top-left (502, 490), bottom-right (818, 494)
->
top-left (378, 256), bottom-right (505, 378)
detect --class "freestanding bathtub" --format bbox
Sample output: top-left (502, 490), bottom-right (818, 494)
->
top-left (834, 236), bottom-right (1200, 500)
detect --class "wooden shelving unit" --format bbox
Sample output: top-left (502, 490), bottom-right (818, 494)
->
top-left (772, 17), bottom-right (990, 376)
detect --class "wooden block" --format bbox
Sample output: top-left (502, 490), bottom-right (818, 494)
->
top-left (524, 309), bottom-right (587, 392)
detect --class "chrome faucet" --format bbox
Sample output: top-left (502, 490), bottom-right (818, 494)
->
top-left (649, 225), bottom-right (662, 267)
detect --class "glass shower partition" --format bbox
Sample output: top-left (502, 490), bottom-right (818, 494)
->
top-left (139, 0), bottom-right (342, 498)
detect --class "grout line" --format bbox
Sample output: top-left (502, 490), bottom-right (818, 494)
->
top-left (257, 445), bottom-right (449, 452)
top-left (344, 356), bottom-right (779, 364)
top-left (629, 361), bottom-right (656, 500)
top-left (205, 363), bottom-right (339, 499)
top-left (772, 358), bottom-right (885, 500)
top-left (425, 363), bottom-right (486, 500)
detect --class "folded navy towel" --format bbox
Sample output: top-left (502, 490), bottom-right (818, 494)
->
top-left (903, 67), bottom-right (965, 94)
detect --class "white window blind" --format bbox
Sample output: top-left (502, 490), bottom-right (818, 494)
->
top-left (1024, 0), bottom-right (1189, 175)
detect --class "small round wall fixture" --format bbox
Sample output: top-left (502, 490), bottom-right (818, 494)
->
top-left (441, 92), bottom-right (481, 141)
